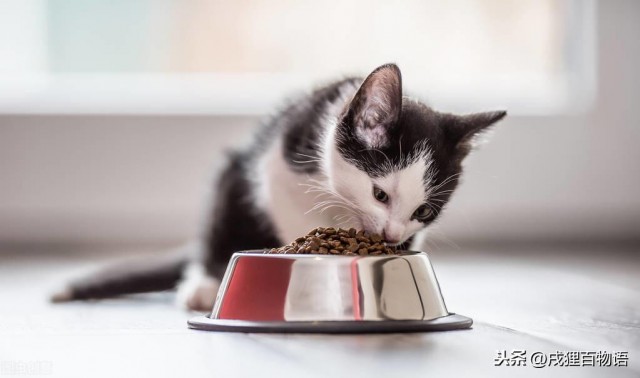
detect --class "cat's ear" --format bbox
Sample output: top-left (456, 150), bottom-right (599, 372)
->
top-left (450, 110), bottom-right (507, 150)
top-left (343, 63), bottom-right (402, 148)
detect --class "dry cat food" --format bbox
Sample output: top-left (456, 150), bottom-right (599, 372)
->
top-left (266, 227), bottom-right (399, 256)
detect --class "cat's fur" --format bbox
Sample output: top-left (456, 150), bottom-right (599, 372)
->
top-left (52, 64), bottom-right (506, 311)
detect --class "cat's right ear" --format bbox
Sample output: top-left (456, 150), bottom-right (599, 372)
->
top-left (447, 110), bottom-right (507, 158)
top-left (342, 63), bottom-right (403, 149)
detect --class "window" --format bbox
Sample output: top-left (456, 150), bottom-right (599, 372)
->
top-left (0, 0), bottom-right (596, 115)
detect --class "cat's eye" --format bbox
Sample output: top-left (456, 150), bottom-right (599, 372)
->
top-left (373, 186), bottom-right (389, 203)
top-left (412, 204), bottom-right (433, 221)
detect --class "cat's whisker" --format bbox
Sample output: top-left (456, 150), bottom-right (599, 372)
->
top-left (301, 186), bottom-right (334, 199)
top-left (299, 185), bottom-right (324, 193)
top-left (429, 173), bottom-right (463, 193)
top-left (292, 159), bottom-right (323, 165)
top-left (363, 147), bottom-right (395, 172)
top-left (296, 152), bottom-right (321, 160)
top-left (305, 200), bottom-right (333, 213)
top-left (429, 189), bottom-right (457, 198)
top-left (429, 204), bottom-right (444, 213)
top-left (421, 234), bottom-right (439, 252)
top-left (298, 182), bottom-right (327, 190)
top-left (425, 202), bottom-right (442, 215)
top-left (318, 204), bottom-right (356, 215)
top-left (429, 178), bottom-right (460, 195)
top-left (306, 199), bottom-right (341, 213)
top-left (427, 225), bottom-right (460, 251)
top-left (299, 181), bottom-right (344, 201)
top-left (433, 188), bottom-right (457, 194)
top-left (305, 178), bottom-right (363, 213)
top-left (333, 213), bottom-right (351, 222)
top-left (313, 193), bottom-right (334, 200)
top-left (336, 215), bottom-right (356, 228)
top-left (306, 197), bottom-right (360, 218)
top-left (428, 199), bottom-right (446, 207)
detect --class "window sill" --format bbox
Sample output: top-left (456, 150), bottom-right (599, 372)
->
top-left (0, 73), bottom-right (594, 116)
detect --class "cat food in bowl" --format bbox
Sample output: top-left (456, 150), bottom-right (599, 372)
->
top-left (266, 227), bottom-right (399, 256)
top-left (188, 243), bottom-right (472, 333)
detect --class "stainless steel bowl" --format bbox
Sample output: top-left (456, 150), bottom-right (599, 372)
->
top-left (188, 251), bottom-right (471, 333)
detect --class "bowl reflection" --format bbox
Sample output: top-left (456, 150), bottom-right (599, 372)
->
top-left (211, 251), bottom-right (450, 322)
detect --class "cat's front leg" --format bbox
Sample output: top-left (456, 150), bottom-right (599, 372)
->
top-left (176, 262), bottom-right (220, 312)
top-left (177, 154), bottom-right (283, 311)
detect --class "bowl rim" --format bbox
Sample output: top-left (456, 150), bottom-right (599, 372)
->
top-left (231, 250), bottom-right (427, 258)
top-left (187, 313), bottom-right (473, 334)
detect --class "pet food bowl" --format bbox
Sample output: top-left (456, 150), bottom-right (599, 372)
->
top-left (188, 251), bottom-right (472, 333)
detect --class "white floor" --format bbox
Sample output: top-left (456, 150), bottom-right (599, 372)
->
top-left (0, 244), bottom-right (638, 378)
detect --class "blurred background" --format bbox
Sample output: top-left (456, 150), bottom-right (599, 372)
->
top-left (0, 0), bottom-right (638, 251)
top-left (3, 4), bottom-right (639, 375)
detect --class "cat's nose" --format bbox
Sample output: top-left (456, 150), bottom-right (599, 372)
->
top-left (383, 222), bottom-right (404, 244)
top-left (382, 230), bottom-right (401, 245)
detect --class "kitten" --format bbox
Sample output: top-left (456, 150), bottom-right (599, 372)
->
top-left (52, 63), bottom-right (506, 311)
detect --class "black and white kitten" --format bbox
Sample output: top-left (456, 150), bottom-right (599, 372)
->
top-left (53, 64), bottom-right (506, 311)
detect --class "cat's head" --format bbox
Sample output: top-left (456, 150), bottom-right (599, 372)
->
top-left (326, 63), bottom-right (506, 244)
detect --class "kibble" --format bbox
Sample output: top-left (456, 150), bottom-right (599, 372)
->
top-left (266, 227), bottom-right (400, 256)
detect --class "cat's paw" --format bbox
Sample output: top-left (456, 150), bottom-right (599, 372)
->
top-left (50, 286), bottom-right (74, 303)
top-left (176, 263), bottom-right (220, 312)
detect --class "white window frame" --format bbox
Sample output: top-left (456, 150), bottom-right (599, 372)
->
top-left (0, 0), bottom-right (596, 116)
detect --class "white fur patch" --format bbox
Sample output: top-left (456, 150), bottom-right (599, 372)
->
top-left (410, 228), bottom-right (429, 251)
top-left (176, 263), bottom-right (220, 312)
top-left (252, 82), bottom-right (361, 242)
top-left (324, 136), bottom-right (436, 243)
top-left (256, 139), bottom-right (333, 242)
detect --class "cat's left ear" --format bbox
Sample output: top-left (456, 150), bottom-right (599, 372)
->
top-left (451, 110), bottom-right (507, 149)
top-left (343, 63), bottom-right (403, 148)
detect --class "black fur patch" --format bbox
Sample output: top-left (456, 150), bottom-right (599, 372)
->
top-left (203, 152), bottom-right (282, 278)
top-left (280, 78), bottom-right (360, 174)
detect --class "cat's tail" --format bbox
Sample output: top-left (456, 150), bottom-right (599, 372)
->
top-left (50, 247), bottom-right (191, 303)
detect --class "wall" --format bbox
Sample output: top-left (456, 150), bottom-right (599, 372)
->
top-left (0, 0), bottom-right (639, 248)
